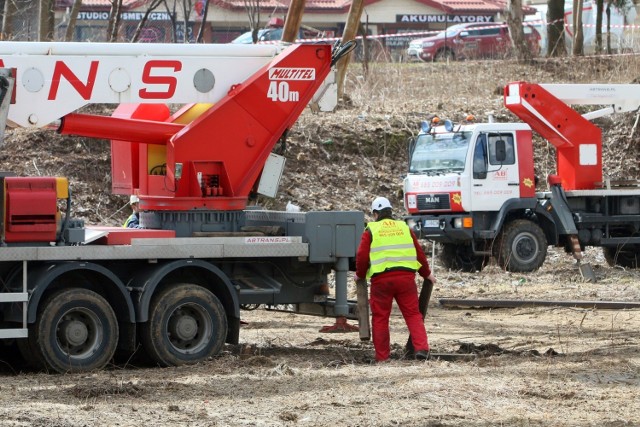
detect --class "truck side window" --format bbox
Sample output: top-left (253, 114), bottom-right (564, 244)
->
top-left (473, 135), bottom-right (488, 179)
top-left (488, 134), bottom-right (515, 165)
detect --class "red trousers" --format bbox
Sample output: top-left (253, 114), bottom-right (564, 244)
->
top-left (369, 272), bottom-right (429, 361)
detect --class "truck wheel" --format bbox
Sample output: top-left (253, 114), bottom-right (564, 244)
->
top-left (438, 243), bottom-right (486, 272)
top-left (141, 284), bottom-right (227, 367)
top-left (603, 246), bottom-right (640, 268)
top-left (495, 220), bottom-right (547, 272)
top-left (33, 288), bottom-right (118, 373)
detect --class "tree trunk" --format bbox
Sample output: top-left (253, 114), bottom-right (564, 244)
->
top-left (546, 0), bottom-right (567, 56)
top-left (572, 0), bottom-right (584, 56)
top-left (39, 0), bottom-right (54, 41)
top-left (195, 0), bottom-right (211, 43)
top-left (595, 0), bottom-right (603, 53)
top-left (243, 0), bottom-right (260, 44)
top-left (1, 0), bottom-right (16, 40)
top-left (107, 0), bottom-right (123, 42)
top-left (181, 0), bottom-right (190, 42)
top-left (282, 0), bottom-right (305, 42)
top-left (131, 0), bottom-right (164, 42)
top-left (506, 0), bottom-right (531, 62)
top-left (337, 0), bottom-right (365, 98)
top-left (163, 0), bottom-right (178, 43)
top-left (606, 2), bottom-right (612, 54)
top-left (64, 0), bottom-right (83, 42)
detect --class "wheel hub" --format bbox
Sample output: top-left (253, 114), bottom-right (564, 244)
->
top-left (169, 312), bottom-right (198, 341)
top-left (513, 233), bottom-right (537, 262)
top-left (59, 319), bottom-right (89, 347)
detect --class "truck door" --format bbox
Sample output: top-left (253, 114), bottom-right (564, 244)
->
top-left (471, 132), bottom-right (520, 211)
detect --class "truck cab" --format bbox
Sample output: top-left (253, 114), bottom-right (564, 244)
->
top-left (404, 119), bottom-right (535, 218)
top-left (404, 118), bottom-right (551, 272)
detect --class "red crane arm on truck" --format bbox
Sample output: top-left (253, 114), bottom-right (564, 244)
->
top-left (504, 81), bottom-right (640, 191)
top-left (503, 82), bottom-right (602, 190)
top-left (60, 44), bottom-right (334, 211)
top-left (0, 42), bottom-right (338, 212)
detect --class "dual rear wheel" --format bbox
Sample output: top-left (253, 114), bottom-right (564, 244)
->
top-left (18, 284), bottom-right (228, 373)
top-left (19, 288), bottom-right (118, 373)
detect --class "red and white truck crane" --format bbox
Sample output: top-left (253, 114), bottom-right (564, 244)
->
top-left (0, 40), bottom-right (363, 373)
top-left (404, 82), bottom-right (640, 276)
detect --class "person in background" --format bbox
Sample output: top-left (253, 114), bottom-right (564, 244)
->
top-left (124, 195), bottom-right (141, 228)
top-left (355, 196), bottom-right (436, 362)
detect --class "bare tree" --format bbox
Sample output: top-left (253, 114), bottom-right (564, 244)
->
top-left (131, 0), bottom-right (164, 42)
top-left (162, 0), bottom-right (178, 43)
top-left (106, 0), bottom-right (123, 42)
top-left (572, 0), bottom-right (584, 55)
top-left (1, 0), bottom-right (17, 40)
top-left (243, 0), bottom-right (261, 44)
top-left (180, 0), bottom-right (193, 42)
top-left (506, 0), bottom-right (531, 62)
top-left (546, 0), bottom-right (567, 56)
top-left (195, 0), bottom-right (211, 43)
top-left (64, 0), bottom-right (83, 42)
top-left (38, 0), bottom-right (54, 41)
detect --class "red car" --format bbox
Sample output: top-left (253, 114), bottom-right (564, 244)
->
top-left (407, 22), bottom-right (541, 62)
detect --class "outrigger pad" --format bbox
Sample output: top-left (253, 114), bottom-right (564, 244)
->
top-left (578, 261), bottom-right (597, 283)
top-left (319, 316), bottom-right (359, 333)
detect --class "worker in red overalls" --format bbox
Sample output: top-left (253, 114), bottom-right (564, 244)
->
top-left (355, 196), bottom-right (435, 362)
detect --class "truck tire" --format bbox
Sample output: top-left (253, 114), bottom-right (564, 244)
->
top-left (495, 219), bottom-right (547, 272)
top-left (438, 243), bottom-right (486, 272)
top-left (141, 283), bottom-right (227, 367)
top-left (33, 288), bottom-right (119, 373)
top-left (603, 246), bottom-right (640, 268)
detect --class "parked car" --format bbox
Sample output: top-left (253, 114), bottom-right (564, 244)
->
top-left (406, 23), bottom-right (541, 61)
top-left (231, 27), bottom-right (286, 44)
top-left (231, 17), bottom-right (329, 44)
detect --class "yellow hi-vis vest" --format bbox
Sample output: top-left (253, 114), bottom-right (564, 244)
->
top-left (366, 219), bottom-right (421, 279)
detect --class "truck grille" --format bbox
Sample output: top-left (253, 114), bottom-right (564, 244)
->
top-left (417, 194), bottom-right (450, 211)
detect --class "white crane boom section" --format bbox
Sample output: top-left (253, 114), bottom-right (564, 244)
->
top-left (0, 42), bottom-right (281, 128)
top-left (540, 83), bottom-right (640, 118)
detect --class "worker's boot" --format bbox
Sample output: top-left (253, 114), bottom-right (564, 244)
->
top-left (415, 350), bottom-right (430, 361)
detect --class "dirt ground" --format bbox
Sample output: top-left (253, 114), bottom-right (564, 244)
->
top-left (0, 246), bottom-right (638, 426)
top-left (1, 55), bottom-right (640, 426)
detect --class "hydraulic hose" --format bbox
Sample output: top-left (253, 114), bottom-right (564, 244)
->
top-left (331, 40), bottom-right (357, 66)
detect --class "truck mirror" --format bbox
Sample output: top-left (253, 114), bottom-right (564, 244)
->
top-left (407, 137), bottom-right (416, 166)
top-left (495, 139), bottom-right (506, 162)
top-left (459, 31), bottom-right (469, 38)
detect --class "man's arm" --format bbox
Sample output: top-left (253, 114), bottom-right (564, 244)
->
top-left (411, 230), bottom-right (435, 282)
top-left (355, 229), bottom-right (372, 280)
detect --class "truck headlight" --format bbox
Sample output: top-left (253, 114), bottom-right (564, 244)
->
top-left (407, 194), bottom-right (417, 209)
top-left (453, 217), bottom-right (473, 228)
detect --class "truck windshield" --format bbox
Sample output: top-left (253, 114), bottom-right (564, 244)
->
top-left (409, 131), bottom-right (472, 174)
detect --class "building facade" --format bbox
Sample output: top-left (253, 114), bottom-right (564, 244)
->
top-left (39, 0), bottom-right (515, 49)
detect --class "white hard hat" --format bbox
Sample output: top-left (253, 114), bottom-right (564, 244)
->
top-left (371, 196), bottom-right (392, 213)
top-left (129, 195), bottom-right (140, 205)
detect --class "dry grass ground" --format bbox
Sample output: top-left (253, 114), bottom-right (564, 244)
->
top-left (1, 56), bottom-right (640, 426)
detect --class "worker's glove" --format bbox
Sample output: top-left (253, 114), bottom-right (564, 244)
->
top-left (355, 277), bottom-right (367, 288)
